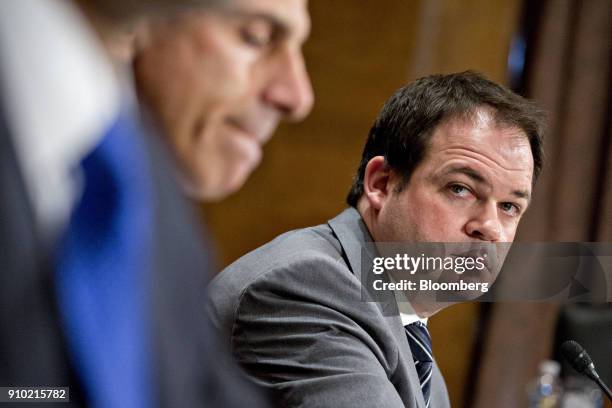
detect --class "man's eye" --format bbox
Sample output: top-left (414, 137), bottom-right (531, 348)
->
top-left (449, 184), bottom-right (469, 196)
top-left (500, 202), bottom-right (520, 216)
top-left (240, 21), bottom-right (274, 47)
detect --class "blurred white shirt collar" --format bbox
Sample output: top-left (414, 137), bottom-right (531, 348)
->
top-left (0, 0), bottom-right (120, 240)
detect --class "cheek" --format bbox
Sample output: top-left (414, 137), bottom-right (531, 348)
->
top-left (500, 223), bottom-right (518, 242)
top-left (196, 52), bottom-right (250, 111)
top-left (191, 26), bottom-right (257, 111)
top-left (169, 44), bottom-right (255, 153)
top-left (410, 191), bottom-right (464, 239)
top-left (144, 32), bottom-right (254, 129)
top-left (419, 204), bottom-right (452, 237)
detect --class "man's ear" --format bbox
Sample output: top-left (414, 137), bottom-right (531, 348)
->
top-left (363, 156), bottom-right (394, 211)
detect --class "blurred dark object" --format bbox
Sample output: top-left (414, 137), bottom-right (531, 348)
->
top-left (555, 304), bottom-right (612, 389)
top-left (506, 0), bottom-right (543, 94)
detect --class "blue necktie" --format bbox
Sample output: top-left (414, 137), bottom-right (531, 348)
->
top-left (55, 110), bottom-right (154, 408)
top-left (405, 322), bottom-right (434, 407)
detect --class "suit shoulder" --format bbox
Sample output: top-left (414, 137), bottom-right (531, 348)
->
top-left (211, 222), bottom-right (345, 288)
top-left (207, 221), bottom-right (354, 335)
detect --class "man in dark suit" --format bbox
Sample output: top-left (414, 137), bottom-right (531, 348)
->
top-left (0, 0), bottom-right (268, 406)
top-left (208, 71), bottom-right (546, 407)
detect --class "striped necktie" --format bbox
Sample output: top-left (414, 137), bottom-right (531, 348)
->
top-left (404, 321), bottom-right (433, 407)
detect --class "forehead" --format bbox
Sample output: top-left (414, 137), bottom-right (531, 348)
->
top-left (422, 109), bottom-right (535, 189)
top-left (430, 110), bottom-right (533, 169)
top-left (223, 0), bottom-right (310, 40)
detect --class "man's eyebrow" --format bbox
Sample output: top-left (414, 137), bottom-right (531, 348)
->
top-left (442, 165), bottom-right (531, 202)
top-left (442, 166), bottom-right (488, 184)
top-left (510, 189), bottom-right (531, 201)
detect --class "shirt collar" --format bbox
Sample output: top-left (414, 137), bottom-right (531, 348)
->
top-left (394, 282), bottom-right (428, 326)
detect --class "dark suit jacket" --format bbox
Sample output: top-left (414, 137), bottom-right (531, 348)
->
top-left (208, 208), bottom-right (451, 408)
top-left (0, 102), bottom-right (269, 407)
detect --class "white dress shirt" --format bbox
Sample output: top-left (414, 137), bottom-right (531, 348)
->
top-left (398, 302), bottom-right (428, 326)
top-left (394, 284), bottom-right (429, 326)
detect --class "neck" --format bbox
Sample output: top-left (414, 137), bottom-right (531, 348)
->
top-left (411, 302), bottom-right (449, 318)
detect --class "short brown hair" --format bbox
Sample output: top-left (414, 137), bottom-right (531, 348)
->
top-left (346, 71), bottom-right (546, 207)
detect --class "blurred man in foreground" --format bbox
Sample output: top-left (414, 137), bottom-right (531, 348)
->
top-left (133, 0), bottom-right (314, 201)
top-left (0, 0), bottom-right (269, 406)
top-left (208, 71), bottom-right (546, 407)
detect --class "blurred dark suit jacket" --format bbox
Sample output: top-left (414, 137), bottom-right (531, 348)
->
top-left (0, 105), bottom-right (269, 407)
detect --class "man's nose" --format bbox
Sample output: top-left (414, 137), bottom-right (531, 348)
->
top-left (464, 202), bottom-right (502, 242)
top-left (263, 48), bottom-right (314, 121)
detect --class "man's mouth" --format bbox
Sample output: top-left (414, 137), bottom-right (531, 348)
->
top-left (226, 117), bottom-right (278, 144)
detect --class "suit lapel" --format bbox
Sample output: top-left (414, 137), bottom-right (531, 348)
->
top-left (328, 208), bottom-right (427, 408)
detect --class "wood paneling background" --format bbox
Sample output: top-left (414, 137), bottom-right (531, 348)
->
top-left (202, 1), bottom-right (522, 406)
